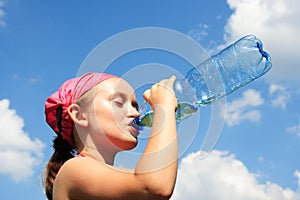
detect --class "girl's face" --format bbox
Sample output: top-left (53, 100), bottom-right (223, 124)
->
top-left (87, 78), bottom-right (140, 151)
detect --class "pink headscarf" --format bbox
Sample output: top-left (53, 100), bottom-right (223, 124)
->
top-left (45, 72), bottom-right (118, 144)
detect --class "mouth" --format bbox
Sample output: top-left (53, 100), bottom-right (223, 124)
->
top-left (128, 123), bottom-right (141, 138)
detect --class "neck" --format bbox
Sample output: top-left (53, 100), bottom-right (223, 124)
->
top-left (73, 129), bottom-right (119, 165)
top-left (78, 147), bottom-right (117, 165)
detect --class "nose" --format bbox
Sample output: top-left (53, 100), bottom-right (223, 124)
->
top-left (130, 106), bottom-right (143, 129)
top-left (128, 105), bottom-right (140, 119)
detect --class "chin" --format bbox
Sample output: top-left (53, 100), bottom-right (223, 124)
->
top-left (110, 135), bottom-right (138, 151)
top-left (120, 139), bottom-right (138, 151)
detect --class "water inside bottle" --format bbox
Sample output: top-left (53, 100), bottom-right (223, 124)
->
top-left (138, 102), bottom-right (199, 127)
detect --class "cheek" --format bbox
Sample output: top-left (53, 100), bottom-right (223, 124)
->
top-left (111, 108), bottom-right (125, 121)
top-left (93, 101), bottom-right (123, 129)
top-left (94, 103), bottom-right (114, 122)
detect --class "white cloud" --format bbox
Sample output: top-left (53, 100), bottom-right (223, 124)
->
top-left (221, 89), bottom-right (264, 126)
top-left (187, 23), bottom-right (209, 43)
top-left (171, 150), bottom-right (300, 200)
top-left (0, 99), bottom-right (45, 182)
top-left (12, 73), bottom-right (42, 85)
top-left (224, 0), bottom-right (300, 83)
top-left (286, 116), bottom-right (300, 138)
top-left (286, 125), bottom-right (300, 137)
top-left (0, 1), bottom-right (6, 27)
top-left (269, 84), bottom-right (290, 109)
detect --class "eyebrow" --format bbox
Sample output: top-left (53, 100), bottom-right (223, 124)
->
top-left (112, 92), bottom-right (127, 100)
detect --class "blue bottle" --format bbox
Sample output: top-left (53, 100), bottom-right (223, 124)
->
top-left (136, 35), bottom-right (272, 127)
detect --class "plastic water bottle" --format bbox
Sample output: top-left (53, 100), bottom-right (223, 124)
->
top-left (135, 35), bottom-right (272, 127)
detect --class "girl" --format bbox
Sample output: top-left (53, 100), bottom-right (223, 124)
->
top-left (44, 72), bottom-right (178, 200)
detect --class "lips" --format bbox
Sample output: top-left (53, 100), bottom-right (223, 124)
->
top-left (128, 122), bottom-right (141, 138)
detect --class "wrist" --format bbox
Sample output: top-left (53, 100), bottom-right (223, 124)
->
top-left (152, 104), bottom-right (177, 114)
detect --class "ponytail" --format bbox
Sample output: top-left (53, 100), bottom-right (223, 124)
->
top-left (44, 134), bottom-right (75, 200)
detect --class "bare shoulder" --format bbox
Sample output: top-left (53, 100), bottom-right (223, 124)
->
top-left (59, 156), bottom-right (131, 180)
top-left (54, 156), bottom-right (108, 186)
top-left (53, 157), bottom-right (145, 200)
top-left (53, 157), bottom-right (105, 199)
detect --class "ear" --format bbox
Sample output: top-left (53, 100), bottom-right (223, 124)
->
top-left (67, 104), bottom-right (88, 127)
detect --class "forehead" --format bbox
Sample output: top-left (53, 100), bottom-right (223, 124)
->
top-left (96, 78), bottom-right (136, 97)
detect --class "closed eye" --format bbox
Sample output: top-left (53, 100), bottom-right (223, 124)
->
top-left (114, 101), bottom-right (123, 107)
top-left (113, 96), bottom-right (124, 107)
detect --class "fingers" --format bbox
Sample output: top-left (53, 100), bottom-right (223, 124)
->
top-left (169, 75), bottom-right (176, 85)
top-left (158, 76), bottom-right (176, 85)
top-left (143, 89), bottom-right (151, 101)
top-left (157, 76), bottom-right (176, 95)
top-left (142, 76), bottom-right (177, 107)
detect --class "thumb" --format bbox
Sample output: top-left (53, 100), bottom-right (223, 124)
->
top-left (143, 89), bottom-right (151, 102)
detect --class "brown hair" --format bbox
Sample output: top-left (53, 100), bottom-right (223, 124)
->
top-left (44, 134), bottom-right (75, 200)
top-left (43, 105), bottom-right (76, 199)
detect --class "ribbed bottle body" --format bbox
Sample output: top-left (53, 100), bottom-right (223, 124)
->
top-left (137, 35), bottom-right (272, 127)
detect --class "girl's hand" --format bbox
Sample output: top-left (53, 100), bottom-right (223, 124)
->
top-left (143, 76), bottom-right (178, 111)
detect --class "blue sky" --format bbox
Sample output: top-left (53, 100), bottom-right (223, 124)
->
top-left (0, 0), bottom-right (300, 199)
